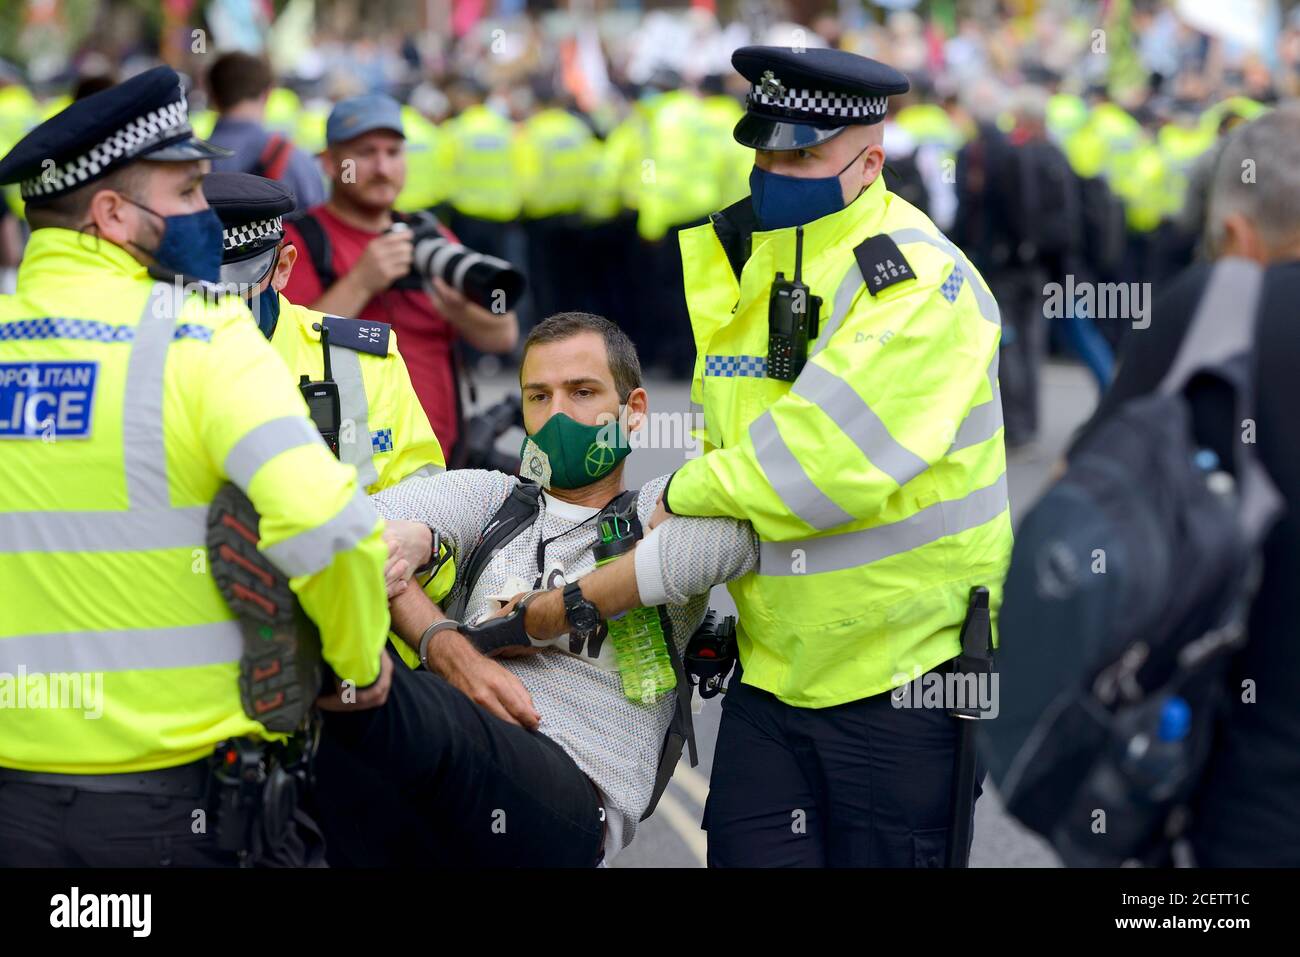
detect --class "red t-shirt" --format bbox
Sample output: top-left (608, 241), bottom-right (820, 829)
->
top-left (282, 205), bottom-right (459, 456)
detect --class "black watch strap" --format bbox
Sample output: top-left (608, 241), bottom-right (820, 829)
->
top-left (563, 581), bottom-right (599, 654)
top-left (414, 527), bottom-right (444, 577)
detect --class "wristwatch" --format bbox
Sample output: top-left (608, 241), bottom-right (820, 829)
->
top-left (563, 581), bottom-right (601, 654)
top-left (413, 527), bottom-right (445, 577)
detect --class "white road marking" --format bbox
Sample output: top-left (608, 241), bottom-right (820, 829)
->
top-left (672, 756), bottom-right (711, 808)
top-left (654, 787), bottom-right (707, 866)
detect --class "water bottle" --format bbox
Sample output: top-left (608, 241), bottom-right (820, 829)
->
top-left (592, 511), bottom-right (676, 705)
top-left (1122, 695), bottom-right (1193, 804)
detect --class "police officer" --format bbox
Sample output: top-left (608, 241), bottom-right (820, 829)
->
top-left (205, 170), bottom-right (456, 663)
top-left (0, 67), bottom-right (392, 866)
top-left (652, 47), bottom-right (1013, 866)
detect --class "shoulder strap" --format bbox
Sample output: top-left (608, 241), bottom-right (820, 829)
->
top-left (293, 212), bottom-right (337, 289)
top-left (1158, 257), bottom-right (1281, 547)
top-left (446, 481), bottom-right (545, 621)
top-left (256, 133), bottom-right (294, 182)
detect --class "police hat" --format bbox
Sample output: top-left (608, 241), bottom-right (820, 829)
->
top-left (731, 46), bottom-right (910, 151)
top-left (203, 172), bottom-right (294, 290)
top-left (0, 65), bottom-right (231, 205)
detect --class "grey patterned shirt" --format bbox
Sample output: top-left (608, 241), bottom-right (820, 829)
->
top-left (371, 469), bottom-right (758, 855)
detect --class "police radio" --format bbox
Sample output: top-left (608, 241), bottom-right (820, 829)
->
top-left (299, 323), bottom-right (341, 457)
top-left (766, 225), bottom-right (822, 381)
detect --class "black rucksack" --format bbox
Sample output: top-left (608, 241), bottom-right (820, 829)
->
top-left (446, 482), bottom-right (699, 822)
top-left (1014, 139), bottom-right (1080, 263)
top-left (983, 258), bottom-right (1283, 866)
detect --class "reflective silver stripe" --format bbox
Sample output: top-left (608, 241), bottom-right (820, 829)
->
top-left (792, 362), bottom-right (929, 487)
top-left (0, 621), bottom-right (243, 673)
top-left (750, 411), bottom-right (854, 531)
top-left (759, 472), bottom-right (1009, 576)
top-left (947, 355), bottom-right (1004, 454)
top-left (223, 415), bottom-right (323, 491)
top-left (263, 489), bottom-right (378, 578)
top-left (810, 261), bottom-right (867, 357)
top-left (401, 463), bottom-right (444, 481)
top-left (332, 344), bottom-right (379, 490)
top-left (121, 283), bottom-right (180, 508)
top-left (0, 506), bottom-right (207, 554)
top-left (888, 228), bottom-right (1001, 326)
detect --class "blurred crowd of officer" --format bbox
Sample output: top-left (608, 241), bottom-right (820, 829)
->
top-left (2, 60), bottom-right (1271, 399)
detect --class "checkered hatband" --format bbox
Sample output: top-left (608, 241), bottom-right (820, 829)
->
top-left (20, 97), bottom-right (192, 200)
top-left (223, 216), bottom-right (285, 252)
top-left (749, 86), bottom-right (888, 121)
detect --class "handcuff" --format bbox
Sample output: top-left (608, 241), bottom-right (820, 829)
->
top-left (458, 589), bottom-right (550, 656)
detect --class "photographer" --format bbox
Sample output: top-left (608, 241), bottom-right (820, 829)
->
top-left (283, 93), bottom-right (518, 459)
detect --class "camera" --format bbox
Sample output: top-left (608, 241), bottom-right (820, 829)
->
top-left (390, 214), bottom-right (526, 313)
top-left (451, 393), bottom-right (524, 473)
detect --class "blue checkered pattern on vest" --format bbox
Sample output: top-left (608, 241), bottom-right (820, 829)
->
top-left (940, 265), bottom-right (965, 304)
top-left (0, 317), bottom-right (134, 343)
top-left (171, 323), bottom-right (213, 342)
top-left (0, 317), bottom-right (213, 343)
top-left (704, 354), bottom-right (768, 378)
top-left (370, 428), bottom-right (394, 453)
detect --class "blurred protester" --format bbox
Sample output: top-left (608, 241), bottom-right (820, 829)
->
top-left (206, 51), bottom-right (326, 212)
top-left (282, 94), bottom-right (518, 461)
top-left (1073, 106), bottom-right (1300, 866)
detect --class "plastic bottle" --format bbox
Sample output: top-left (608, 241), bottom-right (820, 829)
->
top-left (592, 510), bottom-right (676, 704)
top-left (1122, 695), bottom-right (1193, 804)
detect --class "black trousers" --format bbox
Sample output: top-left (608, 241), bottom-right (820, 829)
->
top-left (311, 649), bottom-right (604, 867)
top-left (703, 669), bottom-right (984, 867)
top-left (0, 768), bottom-right (239, 868)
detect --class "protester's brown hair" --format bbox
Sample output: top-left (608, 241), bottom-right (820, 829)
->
top-left (208, 52), bottom-right (274, 112)
top-left (522, 312), bottom-right (642, 402)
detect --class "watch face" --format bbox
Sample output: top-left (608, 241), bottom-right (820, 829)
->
top-left (572, 604), bottom-right (601, 633)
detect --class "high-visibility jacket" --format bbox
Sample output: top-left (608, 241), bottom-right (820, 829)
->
top-left (264, 87), bottom-right (303, 142)
top-left (295, 102), bottom-right (330, 157)
top-left (670, 174), bottom-right (1012, 708)
top-left (190, 108), bottom-right (217, 141)
top-left (0, 229), bottom-right (390, 773)
top-left (270, 295), bottom-right (455, 615)
top-left (0, 86), bottom-right (38, 218)
top-left (443, 104), bottom-right (524, 222)
top-left (396, 106), bottom-right (454, 213)
top-left (518, 107), bottom-right (597, 219)
top-left (699, 95), bottom-right (752, 211)
top-left (1046, 93), bottom-right (1089, 145)
top-left (634, 91), bottom-right (721, 241)
top-left (1156, 121), bottom-right (1215, 219)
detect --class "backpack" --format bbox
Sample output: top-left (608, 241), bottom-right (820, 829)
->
top-left (1077, 173), bottom-right (1127, 278)
top-left (250, 132), bottom-right (294, 182)
top-left (982, 258), bottom-right (1283, 866)
top-left (446, 482), bottom-right (699, 822)
top-left (1014, 139), bottom-right (1080, 263)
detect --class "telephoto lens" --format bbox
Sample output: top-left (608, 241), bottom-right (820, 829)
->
top-left (393, 215), bottom-right (527, 312)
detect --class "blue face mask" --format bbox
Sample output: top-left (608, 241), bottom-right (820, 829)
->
top-left (124, 198), bottom-right (225, 283)
top-left (749, 145), bottom-right (870, 231)
top-left (248, 286), bottom-right (281, 339)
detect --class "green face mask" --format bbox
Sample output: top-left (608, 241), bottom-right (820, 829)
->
top-left (519, 409), bottom-right (631, 489)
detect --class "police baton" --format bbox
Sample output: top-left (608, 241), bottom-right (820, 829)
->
top-left (946, 585), bottom-right (993, 868)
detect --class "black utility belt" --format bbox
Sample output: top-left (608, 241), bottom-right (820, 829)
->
top-left (0, 756), bottom-right (210, 797)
